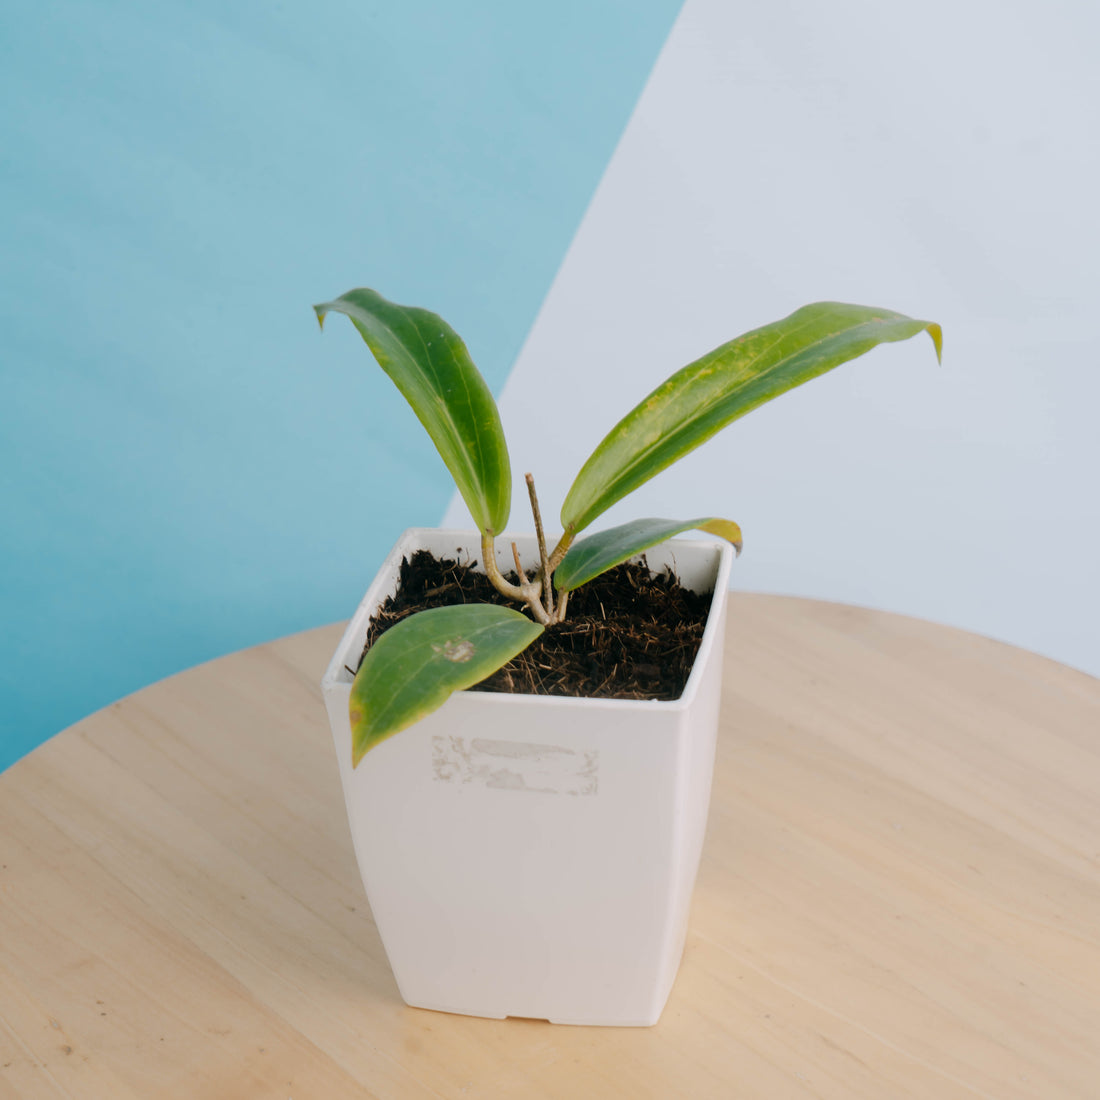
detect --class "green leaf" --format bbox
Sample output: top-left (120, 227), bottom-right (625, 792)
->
top-left (561, 303), bottom-right (942, 534)
top-left (554, 517), bottom-right (743, 592)
top-left (349, 604), bottom-right (543, 765)
top-left (315, 288), bottom-right (511, 534)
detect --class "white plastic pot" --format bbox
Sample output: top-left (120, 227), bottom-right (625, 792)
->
top-left (322, 528), bottom-right (733, 1026)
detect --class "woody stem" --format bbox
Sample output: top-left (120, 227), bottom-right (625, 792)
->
top-left (525, 473), bottom-right (555, 619)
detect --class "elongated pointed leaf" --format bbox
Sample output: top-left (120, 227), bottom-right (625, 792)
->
top-left (315, 288), bottom-right (511, 534)
top-left (554, 517), bottom-right (742, 592)
top-left (349, 604), bottom-right (543, 765)
top-left (561, 303), bottom-right (942, 534)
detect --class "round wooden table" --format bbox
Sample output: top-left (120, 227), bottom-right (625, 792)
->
top-left (2, 595), bottom-right (1098, 1098)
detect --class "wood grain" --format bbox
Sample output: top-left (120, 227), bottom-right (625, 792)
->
top-left (2, 595), bottom-right (1098, 1098)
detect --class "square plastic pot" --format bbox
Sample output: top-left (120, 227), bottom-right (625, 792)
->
top-left (322, 528), bottom-right (733, 1026)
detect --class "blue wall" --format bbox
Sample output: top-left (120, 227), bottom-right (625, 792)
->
top-left (0, 0), bottom-right (682, 769)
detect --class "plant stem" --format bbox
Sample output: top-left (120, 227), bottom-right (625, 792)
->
top-left (481, 532), bottom-right (524, 599)
top-left (556, 587), bottom-right (569, 621)
top-left (547, 525), bottom-right (575, 573)
top-left (510, 541), bottom-right (527, 582)
top-left (481, 531), bottom-right (551, 625)
top-left (525, 473), bottom-right (555, 619)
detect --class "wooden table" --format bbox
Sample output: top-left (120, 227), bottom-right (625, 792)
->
top-left (2, 594), bottom-right (1098, 1099)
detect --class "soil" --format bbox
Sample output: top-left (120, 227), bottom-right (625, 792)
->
top-left (357, 549), bottom-right (713, 701)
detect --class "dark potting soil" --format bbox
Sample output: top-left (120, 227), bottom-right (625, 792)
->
top-left (358, 549), bottom-right (713, 701)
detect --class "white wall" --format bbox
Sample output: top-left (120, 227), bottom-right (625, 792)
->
top-left (446, 0), bottom-right (1100, 677)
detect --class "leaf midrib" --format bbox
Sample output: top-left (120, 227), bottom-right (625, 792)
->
top-left (571, 312), bottom-right (827, 520)
top-left (367, 302), bottom-right (497, 529)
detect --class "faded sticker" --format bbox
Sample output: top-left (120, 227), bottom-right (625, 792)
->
top-left (432, 735), bottom-right (598, 796)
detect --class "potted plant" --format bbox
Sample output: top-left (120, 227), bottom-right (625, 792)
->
top-left (317, 288), bottom-right (941, 1025)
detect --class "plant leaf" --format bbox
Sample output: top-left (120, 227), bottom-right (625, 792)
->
top-left (554, 517), bottom-right (742, 592)
top-left (315, 288), bottom-right (511, 534)
top-left (560, 303), bottom-right (942, 534)
top-left (349, 604), bottom-right (543, 765)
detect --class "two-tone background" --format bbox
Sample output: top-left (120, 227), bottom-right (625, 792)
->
top-left (3, 0), bottom-right (1098, 772)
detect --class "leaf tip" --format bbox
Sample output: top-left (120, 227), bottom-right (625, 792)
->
top-left (926, 321), bottom-right (943, 364)
top-left (313, 303), bottom-right (328, 331)
top-left (700, 518), bottom-right (743, 558)
top-left (349, 708), bottom-right (368, 767)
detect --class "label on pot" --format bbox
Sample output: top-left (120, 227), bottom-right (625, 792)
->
top-left (431, 735), bottom-right (598, 796)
